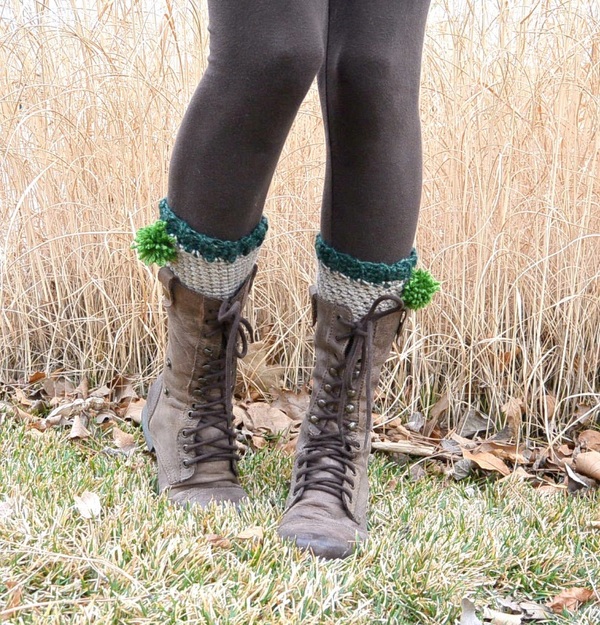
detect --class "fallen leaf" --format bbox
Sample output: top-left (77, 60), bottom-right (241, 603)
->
top-left (450, 458), bottom-right (474, 480)
top-left (405, 412), bottom-right (425, 433)
top-left (463, 449), bottom-right (511, 476)
top-left (74, 491), bottom-right (102, 519)
top-left (458, 409), bottom-right (492, 438)
top-left (46, 399), bottom-right (85, 426)
top-left (68, 414), bottom-right (91, 440)
top-left (574, 451), bottom-right (600, 482)
top-left (75, 376), bottom-right (89, 399)
top-left (578, 430), bottom-right (600, 452)
top-left (112, 426), bottom-right (137, 452)
top-left (430, 393), bottom-right (449, 420)
top-left (235, 526), bottom-right (264, 541)
top-left (501, 397), bottom-right (524, 439)
top-left (28, 371), bottom-right (46, 384)
top-left (482, 608), bottom-right (522, 624)
top-left (409, 463), bottom-right (427, 482)
top-left (42, 374), bottom-right (76, 399)
top-left (271, 389), bottom-right (310, 425)
top-left (95, 409), bottom-right (117, 425)
top-left (244, 403), bottom-right (294, 436)
top-left (124, 398), bottom-right (145, 425)
top-left (564, 462), bottom-right (596, 493)
top-left (460, 598), bottom-right (483, 625)
top-left (109, 375), bottom-right (138, 404)
top-left (547, 587), bottom-right (595, 613)
top-left (205, 534), bottom-right (232, 549)
top-left (476, 441), bottom-right (529, 464)
top-left (89, 385), bottom-right (112, 398)
top-left (518, 601), bottom-right (552, 619)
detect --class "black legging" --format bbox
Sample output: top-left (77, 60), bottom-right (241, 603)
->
top-left (167, 0), bottom-right (431, 264)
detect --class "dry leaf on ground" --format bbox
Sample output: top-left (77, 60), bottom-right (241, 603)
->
top-left (482, 608), bottom-right (522, 624)
top-left (109, 375), bottom-right (138, 404)
top-left (462, 449), bottom-right (511, 476)
top-left (459, 598), bottom-right (483, 625)
top-left (501, 397), bottom-right (524, 439)
top-left (124, 398), bottom-right (145, 425)
top-left (205, 534), bottom-right (232, 549)
top-left (547, 587), bottom-right (595, 613)
top-left (578, 430), bottom-right (600, 452)
top-left (68, 414), bottom-right (91, 440)
top-left (74, 491), bottom-right (102, 519)
top-left (235, 526), bottom-right (264, 541)
top-left (112, 426), bottom-right (137, 452)
top-left (574, 451), bottom-right (600, 482)
top-left (457, 409), bottom-right (491, 438)
top-left (270, 389), bottom-right (310, 424)
top-left (243, 403), bottom-right (294, 436)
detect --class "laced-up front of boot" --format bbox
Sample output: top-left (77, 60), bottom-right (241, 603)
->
top-left (279, 293), bottom-right (407, 559)
top-left (181, 299), bottom-right (252, 473)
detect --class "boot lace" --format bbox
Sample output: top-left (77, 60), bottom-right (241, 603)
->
top-left (182, 298), bottom-right (252, 471)
top-left (293, 295), bottom-right (407, 504)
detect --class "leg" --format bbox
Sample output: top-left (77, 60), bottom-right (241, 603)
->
top-left (319, 0), bottom-right (431, 263)
top-left (136, 1), bottom-right (326, 509)
top-left (168, 0), bottom-right (326, 241)
top-left (279, 0), bottom-right (437, 560)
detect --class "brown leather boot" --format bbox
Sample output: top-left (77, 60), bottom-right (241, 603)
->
top-left (278, 289), bottom-right (407, 558)
top-left (142, 265), bottom-right (256, 507)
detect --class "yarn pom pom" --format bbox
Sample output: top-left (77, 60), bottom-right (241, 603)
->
top-left (402, 269), bottom-right (440, 310)
top-left (131, 220), bottom-right (177, 266)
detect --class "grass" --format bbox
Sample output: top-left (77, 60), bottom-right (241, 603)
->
top-left (1, 417), bottom-right (599, 624)
top-left (0, 1), bottom-right (598, 441)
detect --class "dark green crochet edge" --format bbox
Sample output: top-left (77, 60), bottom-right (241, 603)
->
top-left (156, 197), bottom-right (269, 263)
top-left (315, 235), bottom-right (418, 284)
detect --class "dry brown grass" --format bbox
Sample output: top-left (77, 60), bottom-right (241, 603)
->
top-left (1, 0), bottom-right (599, 439)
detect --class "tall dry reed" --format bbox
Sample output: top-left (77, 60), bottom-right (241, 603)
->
top-left (1, 0), bottom-right (598, 439)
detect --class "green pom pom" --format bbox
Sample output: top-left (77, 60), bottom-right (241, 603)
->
top-left (402, 269), bottom-right (440, 310)
top-left (131, 220), bottom-right (178, 266)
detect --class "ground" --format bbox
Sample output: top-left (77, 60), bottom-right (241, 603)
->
top-left (1, 419), bottom-right (599, 624)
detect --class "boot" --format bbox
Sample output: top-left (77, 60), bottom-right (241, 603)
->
top-left (141, 264), bottom-right (256, 507)
top-left (278, 289), bottom-right (407, 559)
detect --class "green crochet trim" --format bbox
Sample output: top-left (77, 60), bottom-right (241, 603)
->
top-left (402, 269), bottom-right (441, 310)
top-left (315, 235), bottom-right (418, 284)
top-left (131, 220), bottom-right (177, 266)
top-left (159, 198), bottom-right (268, 263)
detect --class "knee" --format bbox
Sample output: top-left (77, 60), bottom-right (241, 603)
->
top-left (334, 48), bottom-right (421, 108)
top-left (258, 42), bottom-right (324, 97)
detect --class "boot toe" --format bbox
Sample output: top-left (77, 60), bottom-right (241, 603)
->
top-left (278, 522), bottom-right (366, 560)
top-left (169, 485), bottom-right (248, 509)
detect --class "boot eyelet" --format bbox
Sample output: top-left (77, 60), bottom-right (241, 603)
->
top-left (182, 459), bottom-right (191, 467)
top-left (181, 429), bottom-right (190, 438)
top-left (309, 414), bottom-right (320, 424)
top-left (345, 404), bottom-right (356, 414)
top-left (317, 399), bottom-right (326, 408)
top-left (187, 410), bottom-right (194, 418)
top-left (182, 444), bottom-right (189, 452)
top-left (203, 347), bottom-right (213, 356)
top-left (165, 358), bottom-right (172, 369)
top-left (163, 387), bottom-right (170, 396)
top-left (347, 389), bottom-right (357, 399)
top-left (202, 364), bottom-right (212, 371)
top-left (324, 384), bottom-right (332, 393)
top-left (347, 420), bottom-right (358, 431)
top-left (328, 367), bottom-right (338, 377)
